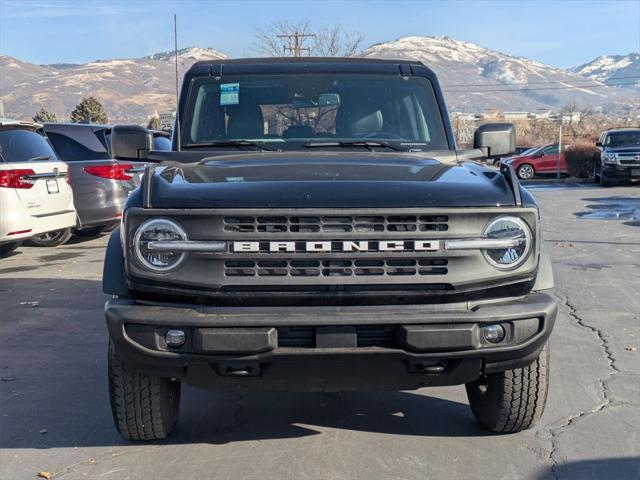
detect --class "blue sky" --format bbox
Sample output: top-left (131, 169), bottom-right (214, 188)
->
top-left (1, 0), bottom-right (638, 68)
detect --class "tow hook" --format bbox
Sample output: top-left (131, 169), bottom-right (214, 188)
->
top-left (409, 361), bottom-right (448, 374)
top-left (219, 361), bottom-right (261, 377)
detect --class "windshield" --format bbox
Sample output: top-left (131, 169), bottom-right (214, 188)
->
top-left (0, 128), bottom-right (58, 163)
top-left (519, 147), bottom-right (540, 156)
top-left (606, 131), bottom-right (640, 148)
top-left (182, 74), bottom-right (448, 151)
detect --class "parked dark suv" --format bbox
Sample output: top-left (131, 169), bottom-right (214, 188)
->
top-left (104, 58), bottom-right (556, 440)
top-left (37, 123), bottom-right (169, 245)
top-left (594, 128), bottom-right (640, 186)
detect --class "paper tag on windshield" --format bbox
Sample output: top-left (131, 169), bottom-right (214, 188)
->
top-left (220, 83), bottom-right (239, 105)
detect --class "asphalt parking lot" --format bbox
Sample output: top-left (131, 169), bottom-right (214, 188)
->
top-left (1, 182), bottom-right (639, 480)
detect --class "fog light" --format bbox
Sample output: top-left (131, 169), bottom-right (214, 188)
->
top-left (483, 324), bottom-right (506, 344)
top-left (165, 329), bottom-right (186, 348)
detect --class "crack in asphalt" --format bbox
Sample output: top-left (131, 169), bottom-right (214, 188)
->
top-left (546, 294), bottom-right (620, 480)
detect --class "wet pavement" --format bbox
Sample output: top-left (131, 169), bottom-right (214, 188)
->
top-left (1, 183), bottom-right (639, 480)
top-left (575, 196), bottom-right (640, 227)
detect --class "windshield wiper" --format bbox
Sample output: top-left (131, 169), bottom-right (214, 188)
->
top-left (182, 140), bottom-right (273, 151)
top-left (27, 155), bottom-right (51, 162)
top-left (304, 141), bottom-right (404, 152)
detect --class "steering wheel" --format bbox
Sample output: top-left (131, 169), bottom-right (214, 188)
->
top-left (363, 131), bottom-right (404, 140)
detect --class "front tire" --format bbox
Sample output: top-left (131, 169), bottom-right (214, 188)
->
top-left (516, 163), bottom-right (535, 180)
top-left (466, 342), bottom-right (549, 433)
top-left (600, 170), bottom-right (611, 187)
top-left (108, 340), bottom-right (181, 440)
top-left (29, 228), bottom-right (72, 247)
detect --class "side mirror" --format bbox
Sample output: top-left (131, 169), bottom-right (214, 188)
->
top-left (595, 141), bottom-right (603, 148)
top-left (473, 123), bottom-right (516, 159)
top-left (111, 125), bottom-right (152, 160)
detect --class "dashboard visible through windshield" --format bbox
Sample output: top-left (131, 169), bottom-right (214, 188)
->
top-left (182, 74), bottom-right (449, 152)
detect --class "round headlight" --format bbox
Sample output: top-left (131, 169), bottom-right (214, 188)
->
top-left (482, 216), bottom-right (532, 269)
top-left (134, 218), bottom-right (187, 272)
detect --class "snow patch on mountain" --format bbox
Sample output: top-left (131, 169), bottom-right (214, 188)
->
top-left (570, 53), bottom-right (639, 86)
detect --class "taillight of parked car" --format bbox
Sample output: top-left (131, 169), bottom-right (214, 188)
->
top-left (83, 164), bottom-right (134, 181)
top-left (0, 169), bottom-right (36, 189)
top-left (65, 168), bottom-right (72, 184)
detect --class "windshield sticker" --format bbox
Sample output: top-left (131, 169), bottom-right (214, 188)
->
top-left (220, 83), bottom-right (240, 106)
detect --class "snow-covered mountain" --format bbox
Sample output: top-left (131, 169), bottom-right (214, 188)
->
top-left (570, 53), bottom-right (639, 87)
top-left (145, 47), bottom-right (226, 63)
top-left (1, 37), bottom-right (636, 123)
top-left (362, 36), bottom-right (635, 112)
top-left (0, 47), bottom-right (226, 123)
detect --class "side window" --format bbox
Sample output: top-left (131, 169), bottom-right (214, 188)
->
top-left (46, 132), bottom-right (111, 161)
top-left (543, 145), bottom-right (559, 155)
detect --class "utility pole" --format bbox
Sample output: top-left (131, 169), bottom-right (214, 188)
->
top-left (174, 13), bottom-right (181, 151)
top-left (277, 31), bottom-right (315, 57)
top-left (557, 121), bottom-right (562, 181)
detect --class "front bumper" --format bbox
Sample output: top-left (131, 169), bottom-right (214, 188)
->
top-left (603, 164), bottom-right (640, 180)
top-left (106, 292), bottom-right (557, 392)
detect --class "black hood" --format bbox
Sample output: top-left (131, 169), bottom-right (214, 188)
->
top-left (147, 152), bottom-right (516, 208)
top-left (605, 145), bottom-right (640, 154)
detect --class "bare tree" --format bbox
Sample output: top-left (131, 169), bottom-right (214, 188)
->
top-left (254, 19), bottom-right (363, 57)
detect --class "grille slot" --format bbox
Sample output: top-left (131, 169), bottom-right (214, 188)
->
top-left (224, 258), bottom-right (448, 277)
top-left (223, 215), bottom-right (449, 233)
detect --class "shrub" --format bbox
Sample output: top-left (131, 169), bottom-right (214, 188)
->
top-left (565, 140), bottom-right (600, 178)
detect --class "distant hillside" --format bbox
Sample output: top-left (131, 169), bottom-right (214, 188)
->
top-left (570, 53), bottom-right (640, 87)
top-left (0, 47), bottom-right (226, 123)
top-left (1, 39), bottom-right (637, 123)
top-left (362, 36), bottom-right (636, 113)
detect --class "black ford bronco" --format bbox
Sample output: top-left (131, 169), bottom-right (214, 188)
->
top-left (104, 58), bottom-right (556, 440)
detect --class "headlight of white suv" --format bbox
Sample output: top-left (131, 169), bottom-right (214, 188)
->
top-left (603, 152), bottom-right (618, 164)
top-left (134, 218), bottom-right (187, 272)
top-left (482, 216), bottom-right (532, 270)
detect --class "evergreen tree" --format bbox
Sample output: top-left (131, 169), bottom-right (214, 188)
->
top-left (32, 108), bottom-right (57, 123)
top-left (70, 97), bottom-right (108, 124)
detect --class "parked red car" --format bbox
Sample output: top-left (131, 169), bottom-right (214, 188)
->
top-left (502, 144), bottom-right (566, 180)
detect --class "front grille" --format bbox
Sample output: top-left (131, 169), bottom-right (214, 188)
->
top-left (224, 215), bottom-right (449, 233)
top-left (225, 258), bottom-right (448, 277)
top-left (618, 156), bottom-right (640, 166)
top-left (277, 325), bottom-right (396, 348)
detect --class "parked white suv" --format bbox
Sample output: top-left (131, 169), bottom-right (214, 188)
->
top-left (0, 119), bottom-right (77, 256)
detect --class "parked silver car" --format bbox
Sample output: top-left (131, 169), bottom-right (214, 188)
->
top-left (38, 123), bottom-right (170, 243)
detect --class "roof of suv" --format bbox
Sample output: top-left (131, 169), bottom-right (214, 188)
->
top-left (193, 56), bottom-right (420, 67)
top-left (0, 118), bottom-right (42, 130)
top-left (188, 57), bottom-right (436, 77)
top-left (603, 127), bottom-right (640, 134)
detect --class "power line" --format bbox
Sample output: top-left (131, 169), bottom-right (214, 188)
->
top-left (440, 75), bottom-right (640, 88)
top-left (443, 81), bottom-right (639, 93)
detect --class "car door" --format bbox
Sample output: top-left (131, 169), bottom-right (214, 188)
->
top-left (538, 145), bottom-right (561, 173)
top-left (0, 128), bottom-right (73, 219)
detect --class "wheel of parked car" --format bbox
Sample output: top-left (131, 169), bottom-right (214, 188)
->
top-left (74, 225), bottom-right (106, 238)
top-left (599, 171), bottom-right (610, 187)
top-left (516, 164), bottom-right (535, 180)
top-left (108, 340), bottom-right (181, 440)
top-left (465, 341), bottom-right (549, 433)
top-left (29, 228), bottom-right (73, 247)
top-left (0, 241), bottom-right (22, 257)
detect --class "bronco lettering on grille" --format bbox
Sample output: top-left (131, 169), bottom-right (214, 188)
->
top-left (232, 240), bottom-right (441, 253)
